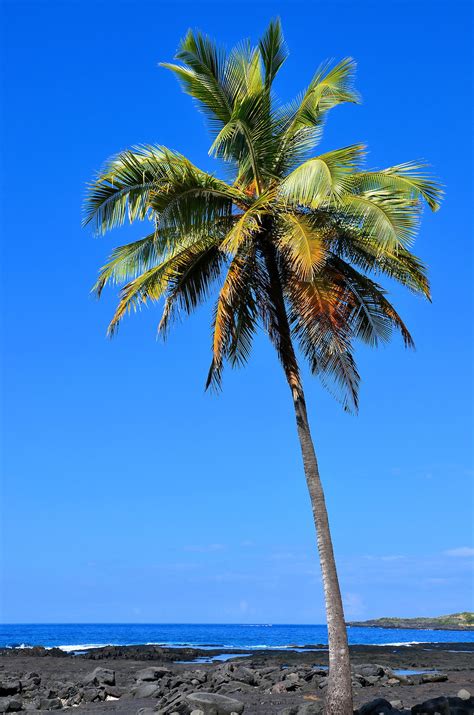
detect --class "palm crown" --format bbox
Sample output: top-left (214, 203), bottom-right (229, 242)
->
top-left (84, 19), bottom-right (442, 411)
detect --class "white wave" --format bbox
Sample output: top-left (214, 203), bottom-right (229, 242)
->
top-left (374, 641), bottom-right (427, 647)
top-left (55, 643), bottom-right (115, 653)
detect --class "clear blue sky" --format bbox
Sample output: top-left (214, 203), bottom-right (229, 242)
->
top-left (1, 0), bottom-right (473, 624)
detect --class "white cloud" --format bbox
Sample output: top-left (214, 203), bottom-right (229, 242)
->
top-left (443, 547), bottom-right (474, 558)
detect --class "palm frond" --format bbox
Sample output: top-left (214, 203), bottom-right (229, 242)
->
top-left (339, 190), bottom-right (420, 250)
top-left (277, 213), bottom-right (325, 281)
top-left (279, 58), bottom-right (359, 143)
top-left (286, 276), bottom-right (360, 411)
top-left (258, 18), bottom-right (287, 87)
top-left (352, 162), bottom-right (443, 211)
top-left (220, 209), bottom-right (260, 256)
top-left (146, 153), bottom-right (249, 230)
top-left (209, 92), bottom-right (275, 190)
top-left (280, 145), bottom-right (366, 206)
top-left (330, 228), bottom-right (431, 298)
top-left (93, 232), bottom-right (160, 297)
top-left (161, 30), bottom-right (231, 128)
top-left (107, 236), bottom-right (218, 336)
top-left (83, 145), bottom-right (167, 235)
top-left (206, 245), bottom-right (259, 389)
top-left (158, 244), bottom-right (225, 337)
top-left (328, 257), bottom-right (415, 348)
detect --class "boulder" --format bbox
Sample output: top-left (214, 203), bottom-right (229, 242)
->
top-left (411, 696), bottom-right (450, 715)
top-left (133, 683), bottom-right (161, 698)
top-left (0, 682), bottom-right (21, 697)
top-left (297, 704), bottom-right (324, 714)
top-left (20, 674), bottom-right (41, 693)
top-left (447, 696), bottom-right (474, 713)
top-left (186, 692), bottom-right (245, 715)
top-left (354, 665), bottom-right (385, 678)
top-left (458, 691), bottom-right (472, 701)
top-left (230, 667), bottom-right (258, 686)
top-left (23, 696), bottom-right (41, 711)
top-left (0, 698), bottom-right (23, 713)
top-left (420, 673), bottom-right (448, 684)
top-left (105, 685), bottom-right (128, 698)
top-left (390, 701), bottom-right (403, 710)
top-left (83, 687), bottom-right (103, 703)
top-left (83, 667), bottom-right (115, 686)
top-left (136, 667), bottom-right (171, 682)
top-left (356, 698), bottom-right (394, 715)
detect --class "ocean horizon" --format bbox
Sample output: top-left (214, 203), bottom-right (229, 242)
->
top-left (1, 623), bottom-right (473, 652)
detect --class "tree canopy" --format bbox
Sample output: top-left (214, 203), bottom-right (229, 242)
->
top-left (84, 19), bottom-right (442, 411)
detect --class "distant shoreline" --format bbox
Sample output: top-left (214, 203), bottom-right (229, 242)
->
top-left (347, 613), bottom-right (474, 631)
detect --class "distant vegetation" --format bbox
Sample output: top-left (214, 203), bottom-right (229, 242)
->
top-left (347, 612), bottom-right (474, 630)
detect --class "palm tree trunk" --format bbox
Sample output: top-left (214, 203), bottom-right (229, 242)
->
top-left (290, 381), bottom-right (353, 715)
top-left (261, 238), bottom-right (353, 715)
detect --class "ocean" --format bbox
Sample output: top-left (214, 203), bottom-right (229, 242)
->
top-left (1, 623), bottom-right (473, 652)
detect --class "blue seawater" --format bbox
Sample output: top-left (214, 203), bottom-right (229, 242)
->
top-left (0, 623), bottom-right (473, 651)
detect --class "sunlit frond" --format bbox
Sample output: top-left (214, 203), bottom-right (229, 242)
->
top-left (351, 162), bottom-right (443, 211)
top-left (339, 190), bottom-right (421, 250)
top-left (280, 144), bottom-right (365, 206)
top-left (290, 58), bottom-right (358, 133)
top-left (277, 213), bottom-right (325, 281)
top-left (220, 209), bottom-right (260, 256)
top-left (83, 145), bottom-right (167, 235)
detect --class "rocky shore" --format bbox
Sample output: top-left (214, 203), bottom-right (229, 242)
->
top-left (0, 643), bottom-right (473, 714)
top-left (347, 613), bottom-right (474, 631)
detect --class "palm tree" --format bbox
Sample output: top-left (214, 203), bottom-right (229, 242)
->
top-left (84, 20), bottom-right (441, 714)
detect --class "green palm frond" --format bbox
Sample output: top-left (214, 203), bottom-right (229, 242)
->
top-left (280, 144), bottom-right (366, 206)
top-left (330, 229), bottom-right (431, 298)
top-left (338, 190), bottom-right (420, 250)
top-left (209, 86), bottom-right (278, 190)
top-left (351, 162), bottom-right (443, 211)
top-left (277, 213), bottom-right (325, 281)
top-left (220, 209), bottom-right (260, 256)
top-left (107, 235), bottom-right (219, 336)
top-left (158, 244), bottom-right (225, 337)
top-left (161, 30), bottom-right (231, 128)
top-left (327, 257), bottom-right (415, 348)
top-left (83, 145), bottom-right (167, 235)
top-left (93, 232), bottom-right (160, 297)
top-left (258, 18), bottom-right (287, 87)
top-left (287, 58), bottom-right (358, 134)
